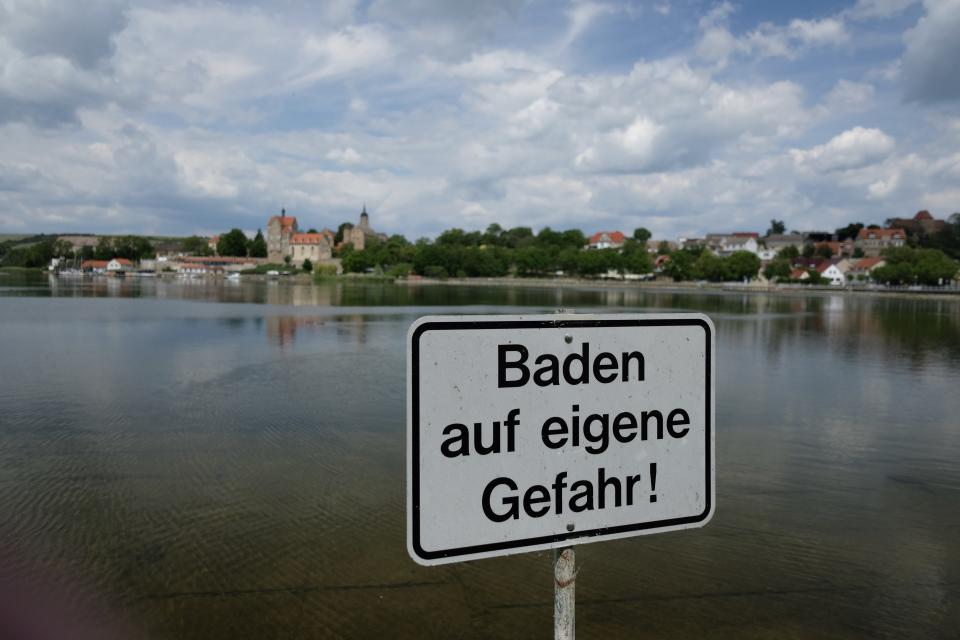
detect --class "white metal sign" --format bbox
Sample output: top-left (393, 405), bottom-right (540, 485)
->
top-left (407, 313), bottom-right (715, 566)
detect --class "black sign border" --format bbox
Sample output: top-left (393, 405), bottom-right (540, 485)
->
top-left (410, 317), bottom-right (713, 562)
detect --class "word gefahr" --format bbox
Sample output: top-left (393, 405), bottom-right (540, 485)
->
top-left (481, 467), bottom-right (651, 522)
top-left (498, 343), bottom-right (644, 388)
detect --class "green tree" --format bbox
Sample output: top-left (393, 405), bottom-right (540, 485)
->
top-left (726, 251), bottom-right (762, 281)
top-left (248, 229), bottom-right (268, 258)
top-left (778, 245), bottom-right (800, 259)
top-left (835, 223), bottom-right (864, 241)
top-left (853, 247), bottom-right (865, 258)
top-left (763, 259), bottom-right (792, 281)
top-left (621, 239), bottom-right (653, 274)
top-left (633, 227), bottom-right (652, 243)
top-left (693, 251), bottom-right (727, 281)
top-left (664, 250), bottom-right (696, 281)
top-left (657, 241), bottom-right (671, 255)
top-left (218, 229), bottom-right (249, 257)
top-left (302, 258), bottom-right (313, 272)
top-left (802, 244), bottom-right (815, 258)
top-left (182, 236), bottom-right (214, 256)
top-left (816, 244), bottom-right (834, 259)
top-left (766, 219), bottom-right (786, 236)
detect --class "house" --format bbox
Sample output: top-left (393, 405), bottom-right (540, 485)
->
top-left (705, 234), bottom-right (760, 257)
top-left (761, 234), bottom-right (804, 257)
top-left (81, 260), bottom-right (109, 273)
top-left (587, 231), bottom-right (626, 250)
top-left (208, 235), bottom-right (219, 255)
top-left (107, 258), bottom-right (133, 272)
top-left (847, 257), bottom-right (886, 280)
top-left (856, 228), bottom-right (905, 256)
top-left (814, 240), bottom-right (855, 258)
top-left (789, 268), bottom-right (809, 280)
top-left (816, 260), bottom-right (846, 285)
top-left (646, 240), bottom-right (677, 254)
top-left (79, 258), bottom-right (133, 273)
top-left (678, 237), bottom-right (705, 250)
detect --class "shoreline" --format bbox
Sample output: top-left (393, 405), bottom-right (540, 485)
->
top-left (393, 275), bottom-right (960, 301)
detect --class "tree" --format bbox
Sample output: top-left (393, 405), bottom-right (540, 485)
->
top-left (633, 227), bottom-right (651, 243)
top-left (302, 258), bottom-right (313, 272)
top-left (763, 259), bottom-right (791, 281)
top-left (816, 244), bottom-right (834, 259)
top-left (218, 229), bottom-right (249, 257)
top-left (664, 250), bottom-right (696, 281)
top-left (182, 236), bottom-right (213, 256)
top-left (766, 219), bottom-right (786, 236)
top-left (726, 251), bottom-right (762, 281)
top-left (836, 223), bottom-right (864, 241)
top-left (778, 245), bottom-right (800, 259)
top-left (853, 248), bottom-right (865, 258)
top-left (248, 229), bottom-right (268, 258)
top-left (802, 244), bottom-right (815, 258)
top-left (657, 241), bottom-right (671, 255)
top-left (693, 251), bottom-right (727, 281)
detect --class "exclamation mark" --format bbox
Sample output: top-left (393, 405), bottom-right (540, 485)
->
top-left (649, 463), bottom-right (658, 503)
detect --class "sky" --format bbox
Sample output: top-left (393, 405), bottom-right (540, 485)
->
top-left (0, 0), bottom-right (958, 240)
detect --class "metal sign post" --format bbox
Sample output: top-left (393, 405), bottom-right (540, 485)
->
top-left (554, 547), bottom-right (576, 640)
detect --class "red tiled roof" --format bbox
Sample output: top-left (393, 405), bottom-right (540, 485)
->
top-left (589, 231), bottom-right (626, 245)
top-left (914, 210), bottom-right (932, 221)
top-left (853, 257), bottom-right (885, 271)
top-left (732, 232), bottom-right (760, 238)
top-left (858, 228), bottom-right (904, 240)
top-left (112, 258), bottom-right (133, 266)
top-left (268, 215), bottom-right (298, 229)
top-left (290, 232), bottom-right (332, 245)
top-left (82, 260), bottom-right (109, 269)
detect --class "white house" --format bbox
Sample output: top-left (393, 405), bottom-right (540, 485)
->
top-left (817, 261), bottom-right (846, 285)
top-left (106, 258), bottom-right (133, 272)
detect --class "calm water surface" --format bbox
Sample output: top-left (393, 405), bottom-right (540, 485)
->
top-left (1, 272), bottom-right (959, 639)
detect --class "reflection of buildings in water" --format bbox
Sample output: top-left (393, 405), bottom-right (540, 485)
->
top-left (332, 314), bottom-right (370, 348)
top-left (264, 281), bottom-right (343, 307)
top-left (265, 315), bottom-right (326, 346)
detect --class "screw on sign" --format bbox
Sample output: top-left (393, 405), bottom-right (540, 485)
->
top-left (407, 313), bottom-right (716, 637)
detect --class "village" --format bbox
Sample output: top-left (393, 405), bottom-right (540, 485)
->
top-left (31, 208), bottom-right (960, 289)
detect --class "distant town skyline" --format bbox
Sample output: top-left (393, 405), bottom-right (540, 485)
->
top-left (0, 0), bottom-right (958, 240)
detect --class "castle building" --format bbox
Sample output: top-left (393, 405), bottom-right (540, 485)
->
top-left (267, 210), bottom-right (298, 263)
top-left (343, 205), bottom-right (386, 250)
top-left (267, 209), bottom-right (334, 266)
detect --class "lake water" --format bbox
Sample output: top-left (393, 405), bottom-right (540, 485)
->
top-left (1, 272), bottom-right (959, 639)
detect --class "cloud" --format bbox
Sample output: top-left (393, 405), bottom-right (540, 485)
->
top-left (0, 0), bottom-right (957, 240)
top-left (0, 0), bottom-right (128, 69)
top-left (901, 0), bottom-right (960, 102)
top-left (848, 0), bottom-right (918, 20)
top-left (791, 127), bottom-right (896, 172)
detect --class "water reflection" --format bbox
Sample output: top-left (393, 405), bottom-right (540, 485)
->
top-left (0, 272), bottom-right (959, 638)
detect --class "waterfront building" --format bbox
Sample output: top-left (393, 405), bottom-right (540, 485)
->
top-left (290, 230), bottom-right (335, 266)
top-left (587, 231), bottom-right (626, 250)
